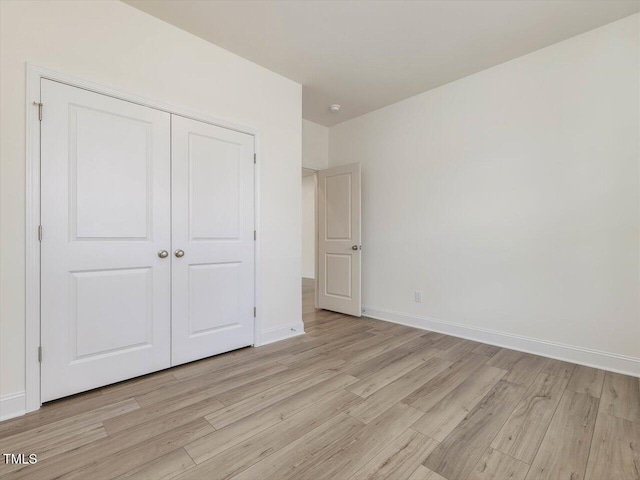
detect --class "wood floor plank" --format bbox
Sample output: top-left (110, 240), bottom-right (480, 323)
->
top-left (345, 338), bottom-right (431, 380)
top-left (472, 343), bottom-right (502, 357)
top-left (279, 330), bottom-right (375, 365)
top-left (491, 372), bottom-right (569, 463)
top-left (423, 380), bottom-right (527, 480)
top-left (338, 333), bottom-right (396, 355)
top-left (365, 318), bottom-right (408, 333)
top-left (412, 364), bottom-right (506, 441)
top-left (170, 351), bottom-right (288, 385)
top-left (348, 357), bottom-right (452, 424)
top-left (599, 371), bottom-right (640, 423)
top-left (566, 365), bottom-right (605, 398)
top-left (205, 369), bottom-right (342, 430)
top-left (0, 423), bottom-right (108, 475)
top-left (116, 448), bottom-right (195, 480)
top-left (7, 397), bottom-right (224, 480)
top-left (466, 447), bottom-right (529, 480)
top-left (229, 412), bottom-right (364, 480)
top-left (427, 334), bottom-right (464, 351)
top-left (304, 310), bottom-right (355, 327)
top-left (296, 402), bottom-right (425, 480)
top-left (185, 374), bottom-right (360, 464)
top-left (525, 390), bottom-right (599, 480)
top-left (348, 428), bottom-right (439, 480)
top-left (217, 355), bottom-right (345, 405)
top-left (104, 392), bottom-right (224, 435)
top-left (274, 333), bottom-right (343, 356)
top-left (584, 413), bottom-right (640, 480)
top-left (176, 390), bottom-right (361, 480)
top-left (304, 322), bottom-right (370, 340)
top-left (385, 324), bottom-right (423, 336)
top-left (540, 359), bottom-right (576, 380)
top-left (99, 371), bottom-right (180, 397)
top-left (435, 338), bottom-right (485, 361)
top-left (0, 388), bottom-right (99, 439)
top-left (63, 420), bottom-right (214, 480)
top-left (304, 318), bottom-right (360, 335)
top-left (347, 347), bottom-right (430, 398)
top-left (404, 353), bottom-right (490, 412)
top-left (486, 349), bottom-right (548, 387)
top-left (304, 314), bottom-right (366, 331)
top-left (135, 361), bottom-right (288, 407)
top-left (0, 398), bottom-right (139, 453)
top-left (407, 465), bottom-right (447, 480)
top-left (340, 331), bottom-right (425, 365)
top-left (170, 347), bottom-right (290, 381)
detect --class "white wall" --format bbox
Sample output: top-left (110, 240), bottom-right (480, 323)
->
top-left (301, 175), bottom-right (316, 278)
top-left (330, 15), bottom-right (640, 372)
top-left (0, 0), bottom-right (302, 403)
top-left (302, 119), bottom-right (329, 170)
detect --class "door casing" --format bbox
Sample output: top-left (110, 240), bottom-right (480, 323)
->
top-left (25, 64), bottom-right (263, 413)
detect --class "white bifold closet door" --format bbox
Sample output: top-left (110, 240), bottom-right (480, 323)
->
top-left (40, 80), bottom-right (255, 402)
top-left (41, 79), bottom-right (172, 402)
top-left (170, 116), bottom-right (255, 366)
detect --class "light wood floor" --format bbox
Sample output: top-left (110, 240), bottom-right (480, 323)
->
top-left (1, 278), bottom-right (638, 480)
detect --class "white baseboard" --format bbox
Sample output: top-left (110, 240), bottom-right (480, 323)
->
top-left (302, 273), bottom-right (315, 279)
top-left (363, 305), bottom-right (640, 378)
top-left (0, 392), bottom-right (26, 421)
top-left (257, 322), bottom-right (305, 346)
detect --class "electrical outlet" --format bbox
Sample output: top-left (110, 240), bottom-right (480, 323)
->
top-left (414, 291), bottom-right (423, 303)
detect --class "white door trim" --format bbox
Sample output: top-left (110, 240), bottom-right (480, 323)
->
top-left (25, 63), bottom-right (262, 413)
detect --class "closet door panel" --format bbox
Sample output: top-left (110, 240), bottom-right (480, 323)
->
top-left (171, 115), bottom-right (255, 366)
top-left (40, 79), bottom-right (172, 402)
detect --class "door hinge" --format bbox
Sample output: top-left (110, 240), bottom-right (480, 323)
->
top-left (33, 102), bottom-right (43, 121)
top-left (254, 230), bottom-right (256, 241)
top-left (253, 153), bottom-right (256, 164)
top-left (38, 225), bottom-right (43, 242)
top-left (38, 346), bottom-right (42, 363)
top-left (253, 307), bottom-right (256, 317)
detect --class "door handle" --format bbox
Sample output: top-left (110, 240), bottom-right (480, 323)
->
top-left (174, 249), bottom-right (185, 258)
top-left (158, 250), bottom-right (169, 258)
top-left (352, 245), bottom-right (359, 251)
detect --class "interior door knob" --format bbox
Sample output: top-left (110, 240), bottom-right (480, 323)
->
top-left (158, 250), bottom-right (169, 258)
top-left (174, 249), bottom-right (185, 258)
top-left (352, 245), bottom-right (358, 250)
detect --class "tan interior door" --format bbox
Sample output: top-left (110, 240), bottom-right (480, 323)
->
top-left (317, 163), bottom-right (361, 316)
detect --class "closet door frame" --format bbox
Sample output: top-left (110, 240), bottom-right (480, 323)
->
top-left (25, 64), bottom-right (263, 414)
